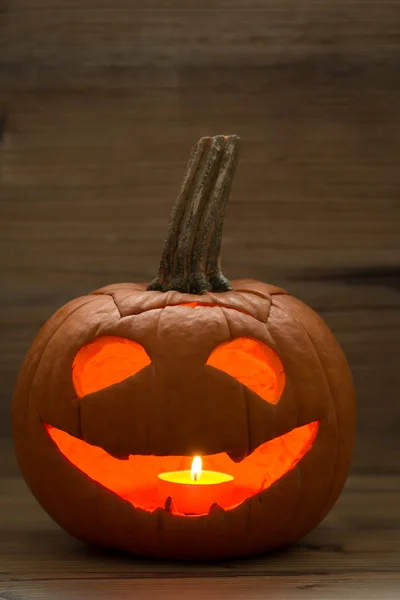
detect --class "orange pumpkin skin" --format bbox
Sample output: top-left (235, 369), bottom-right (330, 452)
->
top-left (12, 278), bottom-right (356, 560)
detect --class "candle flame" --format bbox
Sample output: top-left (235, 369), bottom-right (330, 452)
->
top-left (191, 456), bottom-right (202, 481)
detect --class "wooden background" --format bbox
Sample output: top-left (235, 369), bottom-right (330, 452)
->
top-left (1, 1), bottom-right (400, 474)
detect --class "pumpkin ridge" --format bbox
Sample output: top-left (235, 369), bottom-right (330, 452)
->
top-left (217, 304), bottom-right (252, 461)
top-left (113, 298), bottom-right (265, 322)
top-left (276, 296), bottom-right (355, 535)
top-left (270, 297), bottom-right (340, 538)
top-left (271, 299), bottom-right (337, 423)
top-left (232, 279), bottom-right (289, 298)
top-left (233, 287), bottom-right (273, 302)
top-left (108, 292), bottom-right (123, 319)
top-left (147, 307), bottom-right (164, 456)
top-left (26, 296), bottom-right (100, 415)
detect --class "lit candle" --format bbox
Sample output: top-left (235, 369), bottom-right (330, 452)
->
top-left (158, 456), bottom-right (234, 515)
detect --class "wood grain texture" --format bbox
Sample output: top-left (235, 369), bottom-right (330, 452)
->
top-left (0, 443), bottom-right (399, 598)
top-left (2, 577), bottom-right (400, 600)
top-left (1, 574), bottom-right (399, 600)
top-left (1, 0), bottom-right (400, 77)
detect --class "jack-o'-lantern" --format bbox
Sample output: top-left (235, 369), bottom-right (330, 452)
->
top-left (12, 135), bottom-right (356, 560)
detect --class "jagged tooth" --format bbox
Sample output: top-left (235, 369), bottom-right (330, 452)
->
top-left (227, 450), bottom-right (247, 463)
top-left (208, 502), bottom-right (225, 515)
top-left (164, 496), bottom-right (174, 513)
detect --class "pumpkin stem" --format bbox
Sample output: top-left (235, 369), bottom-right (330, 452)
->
top-left (148, 135), bottom-right (240, 294)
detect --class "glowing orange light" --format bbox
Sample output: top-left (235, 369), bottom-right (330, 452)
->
top-left (191, 456), bottom-right (202, 482)
top-left (46, 421), bottom-right (319, 514)
top-left (158, 455), bottom-right (234, 514)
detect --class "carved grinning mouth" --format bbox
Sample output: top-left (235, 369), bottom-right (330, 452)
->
top-left (43, 304), bottom-right (320, 515)
top-left (45, 420), bottom-right (319, 516)
top-left (42, 306), bottom-right (321, 515)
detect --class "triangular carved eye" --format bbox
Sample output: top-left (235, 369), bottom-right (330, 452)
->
top-left (72, 336), bottom-right (151, 398)
top-left (207, 338), bottom-right (285, 404)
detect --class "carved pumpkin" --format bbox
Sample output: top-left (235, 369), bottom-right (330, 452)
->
top-left (12, 135), bottom-right (356, 560)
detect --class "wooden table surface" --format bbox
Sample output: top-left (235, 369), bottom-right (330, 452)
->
top-left (1, 441), bottom-right (399, 600)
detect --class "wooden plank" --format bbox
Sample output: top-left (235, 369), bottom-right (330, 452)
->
top-left (2, 79), bottom-right (399, 267)
top-left (2, 575), bottom-right (400, 600)
top-left (2, 0), bottom-right (400, 77)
